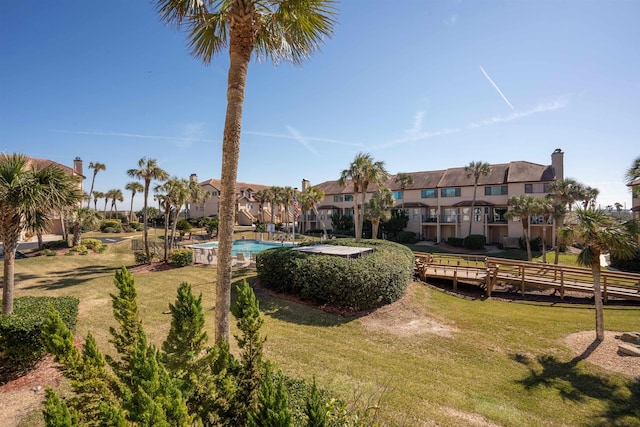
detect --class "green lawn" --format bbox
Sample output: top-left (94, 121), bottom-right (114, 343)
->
top-left (4, 240), bottom-right (640, 426)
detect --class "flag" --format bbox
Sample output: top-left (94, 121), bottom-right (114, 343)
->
top-left (293, 196), bottom-right (300, 218)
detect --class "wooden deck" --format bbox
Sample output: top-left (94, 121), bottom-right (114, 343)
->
top-left (414, 252), bottom-right (640, 302)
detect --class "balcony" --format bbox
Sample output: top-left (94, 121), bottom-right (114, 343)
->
top-left (422, 215), bottom-right (438, 223)
top-left (440, 215), bottom-right (459, 224)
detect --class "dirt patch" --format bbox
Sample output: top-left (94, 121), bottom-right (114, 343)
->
top-left (0, 355), bottom-right (62, 427)
top-left (127, 262), bottom-right (177, 273)
top-left (359, 286), bottom-right (458, 338)
top-left (441, 407), bottom-right (503, 427)
top-left (565, 331), bottom-right (640, 379)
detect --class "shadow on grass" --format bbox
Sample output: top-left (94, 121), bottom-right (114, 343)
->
top-left (22, 265), bottom-right (118, 290)
top-left (229, 277), bottom-right (353, 327)
top-left (512, 340), bottom-right (640, 426)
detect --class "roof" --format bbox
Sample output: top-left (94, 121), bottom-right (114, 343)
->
top-left (313, 160), bottom-right (556, 195)
top-left (394, 201), bottom-right (430, 208)
top-left (626, 177), bottom-right (640, 187)
top-left (200, 178), bottom-right (271, 194)
top-left (451, 200), bottom-right (496, 207)
top-left (26, 157), bottom-right (82, 178)
top-left (506, 161), bottom-right (555, 183)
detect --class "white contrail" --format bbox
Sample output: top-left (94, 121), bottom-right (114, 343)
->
top-left (480, 66), bottom-right (514, 110)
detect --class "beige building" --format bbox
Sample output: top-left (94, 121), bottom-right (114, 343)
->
top-left (188, 175), bottom-right (285, 226)
top-left (24, 156), bottom-right (85, 235)
top-left (628, 177), bottom-right (640, 225)
top-left (309, 149), bottom-right (565, 245)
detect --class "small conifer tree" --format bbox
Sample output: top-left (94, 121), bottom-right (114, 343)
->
top-left (305, 379), bottom-right (327, 427)
top-left (43, 387), bottom-right (79, 427)
top-left (247, 367), bottom-right (293, 427)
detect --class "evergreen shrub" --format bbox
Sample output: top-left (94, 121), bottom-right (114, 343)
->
top-left (169, 248), bottom-right (194, 267)
top-left (397, 231), bottom-right (417, 243)
top-left (257, 239), bottom-right (413, 311)
top-left (611, 249), bottom-right (640, 272)
top-left (464, 234), bottom-right (486, 249)
top-left (447, 237), bottom-right (464, 247)
top-left (134, 250), bottom-right (157, 264)
top-left (0, 296), bottom-right (78, 369)
top-left (100, 219), bottom-right (122, 233)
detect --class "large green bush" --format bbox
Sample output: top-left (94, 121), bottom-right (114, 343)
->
top-left (611, 248), bottom-right (640, 272)
top-left (0, 296), bottom-right (78, 370)
top-left (257, 239), bottom-right (413, 311)
top-left (100, 219), bottom-right (122, 233)
top-left (464, 234), bottom-right (486, 249)
top-left (169, 248), bottom-right (194, 267)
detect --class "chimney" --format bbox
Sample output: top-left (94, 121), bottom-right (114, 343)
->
top-left (190, 173), bottom-right (198, 183)
top-left (301, 179), bottom-right (310, 192)
top-left (551, 149), bottom-right (564, 181)
top-left (73, 157), bottom-right (83, 177)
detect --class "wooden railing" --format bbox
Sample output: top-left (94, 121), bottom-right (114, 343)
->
top-left (413, 252), bottom-right (640, 302)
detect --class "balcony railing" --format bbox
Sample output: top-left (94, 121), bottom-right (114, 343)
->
top-left (422, 215), bottom-right (438, 223)
top-left (440, 215), bottom-right (459, 223)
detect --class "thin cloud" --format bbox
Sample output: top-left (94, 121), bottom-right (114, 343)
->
top-left (49, 129), bottom-right (211, 143)
top-left (467, 97), bottom-right (568, 129)
top-left (286, 126), bottom-right (319, 155)
top-left (480, 66), bottom-right (514, 110)
top-left (243, 130), bottom-right (363, 147)
top-left (444, 14), bottom-right (458, 25)
top-left (376, 95), bottom-right (568, 150)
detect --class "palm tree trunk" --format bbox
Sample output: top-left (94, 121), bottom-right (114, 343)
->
top-left (87, 173), bottom-right (97, 208)
top-left (163, 207), bottom-right (170, 262)
top-left (553, 214), bottom-right (565, 264)
top-left (591, 259), bottom-right (605, 341)
top-left (541, 217), bottom-right (548, 263)
top-left (143, 185), bottom-right (150, 264)
top-left (523, 220), bottom-right (532, 261)
top-left (129, 195), bottom-right (135, 223)
top-left (1, 214), bottom-right (21, 315)
top-left (215, 33), bottom-right (253, 344)
top-left (37, 232), bottom-right (43, 250)
top-left (372, 218), bottom-right (380, 240)
top-left (353, 194), bottom-right (360, 242)
top-left (72, 222), bottom-right (82, 247)
top-left (468, 182), bottom-right (478, 238)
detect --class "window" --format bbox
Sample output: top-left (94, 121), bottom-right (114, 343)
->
top-left (442, 208), bottom-right (458, 223)
top-left (474, 207), bottom-right (483, 222)
top-left (525, 183), bottom-right (552, 193)
top-left (484, 185), bottom-right (508, 196)
top-left (333, 195), bottom-right (344, 202)
top-left (211, 191), bottom-right (218, 197)
top-left (344, 194), bottom-right (353, 202)
top-left (462, 207), bottom-right (470, 222)
top-left (393, 191), bottom-right (403, 200)
top-left (421, 189), bottom-right (437, 198)
top-left (440, 188), bottom-right (461, 197)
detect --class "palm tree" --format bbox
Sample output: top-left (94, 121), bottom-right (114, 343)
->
top-left (365, 187), bottom-right (395, 239)
top-left (534, 198), bottom-right (554, 263)
top-left (71, 207), bottom-right (101, 247)
top-left (254, 188), bottom-right (269, 224)
top-left (625, 155), bottom-right (640, 198)
top-left (464, 161), bottom-right (491, 238)
top-left (156, 0), bottom-right (336, 344)
top-left (548, 178), bottom-right (584, 264)
top-left (109, 189), bottom-right (124, 218)
top-left (300, 186), bottom-right (326, 238)
top-left (270, 186), bottom-right (284, 226)
top-left (125, 181), bottom-right (144, 223)
top-left (0, 154), bottom-right (83, 314)
top-left (103, 189), bottom-right (114, 217)
top-left (339, 153), bottom-right (389, 242)
top-left (281, 186), bottom-right (294, 237)
top-left (614, 202), bottom-right (623, 213)
top-left (559, 208), bottom-right (636, 340)
top-left (394, 172), bottom-right (414, 212)
top-left (92, 190), bottom-right (104, 212)
top-left (505, 195), bottom-right (538, 261)
top-left (86, 162), bottom-right (106, 208)
top-left (581, 186), bottom-right (600, 209)
top-left (127, 158), bottom-right (169, 264)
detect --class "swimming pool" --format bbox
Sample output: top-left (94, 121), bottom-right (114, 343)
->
top-left (192, 239), bottom-right (292, 258)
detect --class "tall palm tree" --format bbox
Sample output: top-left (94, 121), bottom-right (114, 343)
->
top-left (339, 153), bottom-right (389, 242)
top-left (307, 186), bottom-right (326, 237)
top-left (254, 188), bottom-right (269, 224)
top-left (125, 181), bottom-right (144, 223)
top-left (92, 190), bottom-right (104, 212)
top-left (534, 197), bottom-right (555, 263)
top-left (109, 189), bottom-right (124, 218)
top-left (365, 187), bottom-right (395, 239)
top-left (559, 208), bottom-right (636, 340)
top-left (581, 186), bottom-right (600, 209)
top-left (71, 207), bottom-right (101, 247)
top-left (394, 172), bottom-right (414, 212)
top-left (127, 158), bottom-right (169, 264)
top-left (464, 161), bottom-right (491, 238)
top-left (547, 178), bottom-right (583, 264)
top-left (505, 195), bottom-right (538, 261)
top-left (156, 0), bottom-right (336, 344)
top-left (0, 154), bottom-right (82, 314)
top-left (103, 189), bottom-right (115, 217)
top-left (270, 186), bottom-right (284, 226)
top-left (281, 186), bottom-right (294, 237)
top-left (86, 162), bottom-right (106, 208)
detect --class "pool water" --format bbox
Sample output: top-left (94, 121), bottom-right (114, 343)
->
top-left (192, 239), bottom-right (292, 257)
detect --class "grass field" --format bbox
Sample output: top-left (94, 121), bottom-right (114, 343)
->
top-left (3, 238), bottom-right (640, 426)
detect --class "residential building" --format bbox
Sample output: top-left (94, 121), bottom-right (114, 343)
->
top-left (310, 149), bottom-right (565, 245)
top-left (24, 156), bottom-right (85, 235)
top-left (188, 174), bottom-right (281, 226)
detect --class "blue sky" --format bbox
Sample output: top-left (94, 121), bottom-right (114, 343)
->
top-left (1, 1), bottom-right (638, 211)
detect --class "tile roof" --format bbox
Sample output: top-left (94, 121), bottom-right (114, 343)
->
top-left (200, 178), bottom-right (271, 193)
top-left (25, 157), bottom-right (77, 176)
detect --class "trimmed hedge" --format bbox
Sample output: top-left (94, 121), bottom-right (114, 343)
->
top-left (464, 234), bottom-right (486, 249)
top-left (257, 239), bottom-right (413, 312)
top-left (447, 237), bottom-right (464, 247)
top-left (0, 296), bottom-right (79, 369)
top-left (170, 248), bottom-right (194, 267)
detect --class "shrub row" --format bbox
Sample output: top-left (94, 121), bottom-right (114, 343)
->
top-left (100, 219), bottom-right (122, 233)
top-left (257, 239), bottom-right (414, 311)
top-left (0, 296), bottom-right (79, 370)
